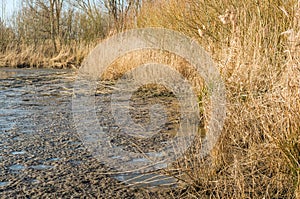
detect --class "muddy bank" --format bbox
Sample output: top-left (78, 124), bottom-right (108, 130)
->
top-left (0, 68), bottom-right (192, 198)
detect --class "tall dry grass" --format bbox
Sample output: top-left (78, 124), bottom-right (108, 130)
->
top-left (134, 0), bottom-right (300, 198)
top-left (0, 40), bottom-right (93, 68)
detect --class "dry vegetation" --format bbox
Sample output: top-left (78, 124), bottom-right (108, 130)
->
top-left (136, 0), bottom-right (300, 198)
top-left (1, 0), bottom-right (299, 198)
top-left (0, 40), bottom-right (91, 68)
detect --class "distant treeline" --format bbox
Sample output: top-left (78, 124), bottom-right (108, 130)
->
top-left (0, 0), bottom-right (142, 67)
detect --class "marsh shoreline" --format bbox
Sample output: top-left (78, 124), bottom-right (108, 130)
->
top-left (0, 68), bottom-right (185, 198)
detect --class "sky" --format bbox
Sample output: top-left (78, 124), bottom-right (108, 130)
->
top-left (1, 0), bottom-right (21, 22)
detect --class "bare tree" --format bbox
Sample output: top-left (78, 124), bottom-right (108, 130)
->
top-left (104, 0), bottom-right (142, 31)
top-left (22, 0), bottom-right (64, 53)
top-left (72, 0), bottom-right (108, 40)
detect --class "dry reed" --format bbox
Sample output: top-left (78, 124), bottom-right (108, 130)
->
top-left (134, 0), bottom-right (300, 198)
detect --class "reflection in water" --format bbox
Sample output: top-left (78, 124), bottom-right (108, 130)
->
top-left (9, 164), bottom-right (26, 171)
top-left (11, 151), bottom-right (26, 155)
top-left (30, 164), bottom-right (54, 170)
top-left (114, 172), bottom-right (177, 188)
top-left (0, 70), bottom-right (16, 79)
top-left (0, 181), bottom-right (9, 187)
